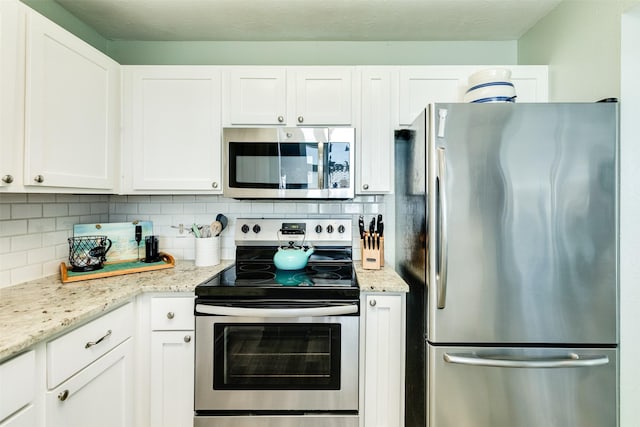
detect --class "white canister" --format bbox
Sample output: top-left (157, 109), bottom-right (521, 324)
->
top-left (194, 236), bottom-right (220, 267)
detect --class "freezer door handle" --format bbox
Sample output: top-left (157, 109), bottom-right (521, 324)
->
top-left (436, 147), bottom-right (448, 309)
top-left (443, 352), bottom-right (610, 368)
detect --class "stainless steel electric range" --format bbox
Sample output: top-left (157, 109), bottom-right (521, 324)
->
top-left (194, 218), bottom-right (360, 427)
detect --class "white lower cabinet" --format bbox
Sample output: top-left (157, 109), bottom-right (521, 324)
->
top-left (150, 331), bottom-right (194, 427)
top-left (148, 294), bottom-right (195, 427)
top-left (361, 293), bottom-right (406, 427)
top-left (46, 339), bottom-right (133, 427)
top-left (0, 405), bottom-right (37, 427)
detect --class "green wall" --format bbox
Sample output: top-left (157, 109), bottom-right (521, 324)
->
top-left (20, 0), bottom-right (519, 66)
top-left (518, 0), bottom-right (629, 102)
top-left (20, 0), bottom-right (109, 53)
top-left (106, 40), bottom-right (518, 65)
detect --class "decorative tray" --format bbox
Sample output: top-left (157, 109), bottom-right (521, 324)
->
top-left (60, 253), bottom-right (175, 283)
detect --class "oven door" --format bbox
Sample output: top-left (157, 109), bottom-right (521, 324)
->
top-left (223, 127), bottom-right (354, 199)
top-left (194, 303), bottom-right (359, 412)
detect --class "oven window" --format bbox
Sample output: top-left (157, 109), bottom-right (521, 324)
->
top-left (213, 323), bottom-right (341, 390)
top-left (229, 142), bottom-right (319, 189)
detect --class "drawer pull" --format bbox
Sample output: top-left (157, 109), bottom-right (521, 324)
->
top-left (167, 312), bottom-right (175, 319)
top-left (85, 329), bottom-right (112, 349)
top-left (184, 335), bottom-right (192, 343)
top-left (58, 389), bottom-right (70, 401)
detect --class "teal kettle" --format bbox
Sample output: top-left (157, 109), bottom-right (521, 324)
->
top-left (273, 241), bottom-right (315, 270)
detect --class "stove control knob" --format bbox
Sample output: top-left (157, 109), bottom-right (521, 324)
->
top-left (253, 224), bottom-right (261, 234)
top-left (315, 225), bottom-right (322, 233)
top-left (338, 225), bottom-right (346, 233)
top-left (327, 225), bottom-right (334, 233)
top-left (241, 224), bottom-right (250, 233)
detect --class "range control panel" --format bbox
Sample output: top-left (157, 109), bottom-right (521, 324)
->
top-left (234, 218), bottom-right (352, 246)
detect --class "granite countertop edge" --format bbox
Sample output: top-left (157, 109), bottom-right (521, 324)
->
top-left (0, 260), bottom-right (408, 362)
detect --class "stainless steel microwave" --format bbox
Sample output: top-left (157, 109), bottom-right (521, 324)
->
top-left (223, 127), bottom-right (355, 199)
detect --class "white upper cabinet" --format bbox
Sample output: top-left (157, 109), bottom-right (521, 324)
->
top-left (224, 67), bottom-right (287, 125)
top-left (24, 10), bottom-right (120, 191)
top-left (121, 66), bottom-right (222, 193)
top-left (398, 65), bottom-right (549, 125)
top-left (358, 67), bottom-right (396, 194)
top-left (223, 66), bottom-right (355, 126)
top-left (0, 0), bottom-right (25, 192)
top-left (292, 67), bottom-right (354, 125)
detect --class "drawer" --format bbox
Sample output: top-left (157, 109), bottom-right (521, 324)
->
top-left (0, 351), bottom-right (35, 423)
top-left (47, 302), bottom-right (133, 389)
top-left (0, 404), bottom-right (36, 427)
top-left (151, 296), bottom-right (194, 331)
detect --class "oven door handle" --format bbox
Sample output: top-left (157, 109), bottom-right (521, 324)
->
top-left (195, 303), bottom-right (358, 317)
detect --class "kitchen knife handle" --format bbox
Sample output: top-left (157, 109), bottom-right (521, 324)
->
top-left (437, 147), bottom-right (448, 309)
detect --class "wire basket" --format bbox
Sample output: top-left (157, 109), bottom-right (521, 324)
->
top-left (67, 235), bottom-right (112, 272)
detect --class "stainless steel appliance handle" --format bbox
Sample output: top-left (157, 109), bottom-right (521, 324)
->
top-left (318, 142), bottom-right (325, 189)
top-left (195, 303), bottom-right (358, 317)
top-left (437, 147), bottom-right (448, 309)
top-left (443, 352), bottom-right (610, 368)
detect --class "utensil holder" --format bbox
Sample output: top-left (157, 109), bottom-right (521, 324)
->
top-left (361, 236), bottom-right (384, 270)
top-left (195, 236), bottom-right (220, 267)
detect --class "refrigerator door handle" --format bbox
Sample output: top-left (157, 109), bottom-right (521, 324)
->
top-left (437, 147), bottom-right (448, 309)
top-left (443, 352), bottom-right (610, 368)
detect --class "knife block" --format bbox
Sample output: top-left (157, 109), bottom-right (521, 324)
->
top-left (361, 236), bottom-right (384, 270)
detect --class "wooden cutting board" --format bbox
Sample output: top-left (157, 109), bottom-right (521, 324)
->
top-left (73, 221), bottom-right (154, 262)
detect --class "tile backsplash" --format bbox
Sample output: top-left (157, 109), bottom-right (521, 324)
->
top-left (0, 193), bottom-right (388, 289)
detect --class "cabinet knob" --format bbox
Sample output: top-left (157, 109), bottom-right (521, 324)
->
top-left (58, 389), bottom-right (70, 401)
top-left (363, 184), bottom-right (369, 190)
top-left (369, 299), bottom-right (377, 307)
top-left (184, 335), bottom-right (192, 343)
top-left (167, 312), bottom-right (175, 319)
top-left (1, 175), bottom-right (13, 184)
top-left (212, 182), bottom-right (219, 189)
top-left (277, 116), bottom-right (284, 123)
top-left (34, 174), bottom-right (44, 183)
top-left (297, 116), bottom-right (304, 123)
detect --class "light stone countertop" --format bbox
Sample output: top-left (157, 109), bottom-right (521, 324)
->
top-left (0, 259), bottom-right (407, 362)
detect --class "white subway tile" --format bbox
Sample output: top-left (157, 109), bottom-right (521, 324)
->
top-left (56, 216), bottom-right (80, 231)
top-left (0, 237), bottom-right (9, 254)
top-left (295, 203), bottom-right (319, 214)
top-left (161, 203), bottom-right (184, 214)
top-left (0, 271), bottom-right (10, 288)
top-left (138, 203), bottom-right (163, 214)
top-left (43, 259), bottom-right (64, 277)
top-left (342, 203), bottom-right (363, 214)
top-left (28, 246), bottom-right (56, 264)
top-left (251, 202), bottom-right (274, 214)
top-left (11, 264), bottom-right (42, 286)
top-left (173, 195), bottom-right (196, 203)
top-left (0, 219), bottom-right (27, 237)
top-left (28, 218), bottom-right (56, 233)
top-left (56, 194), bottom-right (81, 203)
top-left (12, 204), bottom-right (43, 219)
top-left (27, 194), bottom-right (57, 203)
top-left (318, 203), bottom-right (342, 214)
top-left (11, 234), bottom-right (42, 251)
top-left (90, 202), bottom-right (109, 214)
top-left (68, 203), bottom-right (91, 216)
top-left (0, 204), bottom-right (9, 220)
top-left (184, 203), bottom-right (207, 214)
top-left (127, 195), bottom-right (151, 203)
top-left (115, 203), bottom-right (138, 215)
top-left (0, 194), bottom-right (27, 203)
top-left (1, 251), bottom-right (27, 269)
top-left (43, 203), bottom-right (68, 217)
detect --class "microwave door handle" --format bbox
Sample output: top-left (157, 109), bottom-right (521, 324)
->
top-left (318, 142), bottom-right (325, 189)
top-left (195, 303), bottom-right (358, 317)
top-left (443, 352), bottom-right (610, 368)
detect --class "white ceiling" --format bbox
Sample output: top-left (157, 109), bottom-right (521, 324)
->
top-left (53, 0), bottom-right (563, 42)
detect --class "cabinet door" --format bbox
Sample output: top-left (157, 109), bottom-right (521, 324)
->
top-left (293, 68), bottom-right (353, 125)
top-left (0, 0), bottom-right (25, 191)
top-left (0, 406), bottom-right (37, 427)
top-left (46, 339), bottom-right (133, 427)
top-left (398, 66), bottom-right (466, 125)
top-left (123, 66), bottom-right (222, 192)
top-left (225, 67), bottom-right (287, 125)
top-left (150, 331), bottom-right (194, 427)
top-left (359, 68), bottom-right (395, 194)
top-left (25, 11), bottom-right (119, 190)
top-left (398, 66), bottom-right (549, 125)
top-left (362, 294), bottom-right (405, 427)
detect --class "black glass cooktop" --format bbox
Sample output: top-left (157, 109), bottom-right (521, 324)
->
top-left (196, 247), bottom-right (359, 300)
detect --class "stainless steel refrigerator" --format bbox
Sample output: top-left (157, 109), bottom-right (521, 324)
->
top-left (395, 102), bottom-right (619, 427)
